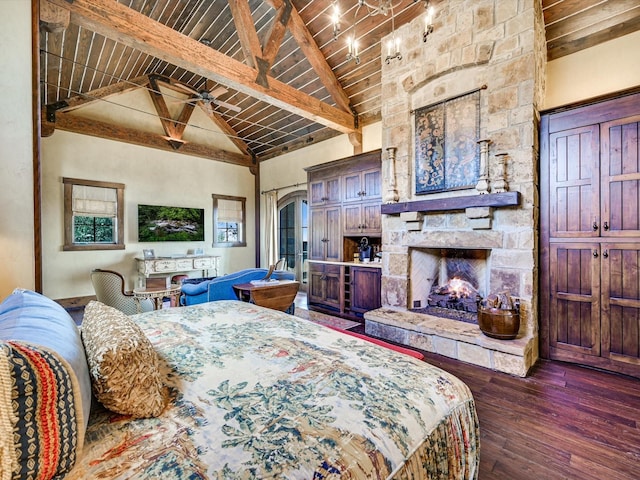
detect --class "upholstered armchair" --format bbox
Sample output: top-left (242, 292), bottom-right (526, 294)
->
top-left (90, 269), bottom-right (153, 315)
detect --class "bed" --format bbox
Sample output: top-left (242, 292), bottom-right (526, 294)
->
top-left (1, 291), bottom-right (479, 479)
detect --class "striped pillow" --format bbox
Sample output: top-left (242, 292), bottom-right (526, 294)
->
top-left (0, 340), bottom-right (84, 480)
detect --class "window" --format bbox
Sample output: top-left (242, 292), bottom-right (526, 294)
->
top-left (63, 178), bottom-right (125, 251)
top-left (212, 194), bottom-right (246, 247)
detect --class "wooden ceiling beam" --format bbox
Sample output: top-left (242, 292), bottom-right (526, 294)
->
top-left (227, 0), bottom-right (262, 69)
top-left (198, 105), bottom-right (252, 157)
top-left (47, 0), bottom-right (356, 135)
top-left (56, 74), bottom-right (150, 112)
top-left (266, 0), bottom-right (352, 114)
top-left (148, 74), bottom-right (180, 140)
top-left (45, 111), bottom-right (252, 166)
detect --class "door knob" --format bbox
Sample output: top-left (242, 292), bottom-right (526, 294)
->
top-left (602, 250), bottom-right (609, 258)
top-left (593, 221), bottom-right (599, 231)
top-left (593, 250), bottom-right (599, 258)
top-left (603, 222), bottom-right (609, 231)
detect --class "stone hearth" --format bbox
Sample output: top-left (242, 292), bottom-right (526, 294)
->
top-left (370, 0), bottom-right (545, 376)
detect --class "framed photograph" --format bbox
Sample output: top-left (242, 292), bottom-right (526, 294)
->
top-left (138, 204), bottom-right (205, 242)
top-left (143, 248), bottom-right (155, 259)
top-left (193, 247), bottom-right (205, 256)
top-left (414, 89), bottom-right (480, 194)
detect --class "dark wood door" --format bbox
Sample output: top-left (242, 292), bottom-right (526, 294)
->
top-left (307, 263), bottom-right (342, 311)
top-left (309, 207), bottom-right (326, 260)
top-left (325, 206), bottom-right (341, 261)
top-left (601, 116), bottom-right (640, 238)
top-left (350, 267), bottom-right (381, 314)
top-left (600, 243), bottom-right (640, 376)
top-left (549, 243), bottom-right (601, 358)
top-left (548, 125), bottom-right (600, 238)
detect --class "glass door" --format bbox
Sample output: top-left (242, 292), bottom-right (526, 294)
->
top-left (278, 191), bottom-right (308, 291)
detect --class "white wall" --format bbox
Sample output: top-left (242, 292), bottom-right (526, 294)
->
top-left (544, 31), bottom-right (640, 110)
top-left (0, 1), bottom-right (34, 299)
top-left (42, 130), bottom-right (256, 299)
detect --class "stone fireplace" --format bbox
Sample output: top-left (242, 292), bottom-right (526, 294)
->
top-left (364, 0), bottom-right (545, 376)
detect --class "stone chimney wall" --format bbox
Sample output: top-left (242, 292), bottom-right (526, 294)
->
top-left (379, 0), bottom-right (546, 338)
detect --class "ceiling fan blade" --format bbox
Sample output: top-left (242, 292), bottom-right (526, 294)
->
top-left (173, 82), bottom-right (199, 95)
top-left (214, 100), bottom-right (241, 113)
top-left (171, 97), bottom-right (199, 105)
top-left (209, 86), bottom-right (228, 97)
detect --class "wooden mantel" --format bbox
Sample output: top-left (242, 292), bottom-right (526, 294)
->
top-left (381, 192), bottom-right (520, 215)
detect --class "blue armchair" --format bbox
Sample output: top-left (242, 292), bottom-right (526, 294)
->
top-left (180, 268), bottom-right (295, 306)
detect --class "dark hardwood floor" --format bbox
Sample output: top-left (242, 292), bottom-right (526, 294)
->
top-left (414, 351), bottom-right (640, 480)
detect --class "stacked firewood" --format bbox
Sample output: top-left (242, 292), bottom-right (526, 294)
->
top-left (481, 290), bottom-right (519, 311)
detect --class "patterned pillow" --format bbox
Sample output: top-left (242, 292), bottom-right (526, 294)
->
top-left (0, 340), bottom-right (84, 480)
top-left (81, 301), bottom-right (166, 418)
top-left (0, 289), bottom-right (91, 480)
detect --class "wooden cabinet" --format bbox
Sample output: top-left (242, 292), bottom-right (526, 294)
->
top-left (343, 202), bottom-right (381, 235)
top-left (306, 150), bottom-right (382, 321)
top-left (309, 206), bottom-right (342, 261)
top-left (541, 92), bottom-right (640, 378)
top-left (343, 168), bottom-right (381, 203)
top-left (308, 263), bottom-right (343, 312)
top-left (309, 176), bottom-right (341, 206)
top-left (347, 266), bottom-right (381, 314)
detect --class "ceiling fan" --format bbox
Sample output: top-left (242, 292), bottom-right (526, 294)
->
top-left (173, 81), bottom-right (241, 114)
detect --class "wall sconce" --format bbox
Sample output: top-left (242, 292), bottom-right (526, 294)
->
top-left (385, 35), bottom-right (402, 64)
top-left (423, 2), bottom-right (434, 42)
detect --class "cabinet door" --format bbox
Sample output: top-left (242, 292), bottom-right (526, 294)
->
top-left (343, 172), bottom-right (363, 203)
top-left (309, 177), bottom-right (341, 206)
top-left (309, 208), bottom-right (326, 260)
top-left (549, 243), bottom-right (600, 358)
top-left (350, 267), bottom-right (381, 313)
top-left (343, 203), bottom-right (381, 235)
top-left (307, 263), bottom-right (343, 310)
top-left (548, 125), bottom-right (600, 238)
top-left (325, 207), bottom-right (342, 261)
top-left (343, 204), bottom-right (362, 235)
top-left (323, 264), bottom-right (343, 309)
top-left (308, 263), bottom-right (325, 304)
top-left (601, 116), bottom-right (640, 237)
top-left (362, 168), bottom-right (381, 200)
top-left (601, 244), bottom-right (640, 374)
top-left (361, 202), bottom-right (381, 234)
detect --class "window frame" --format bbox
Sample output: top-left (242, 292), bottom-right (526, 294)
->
top-left (212, 194), bottom-right (246, 247)
top-left (63, 177), bottom-right (125, 251)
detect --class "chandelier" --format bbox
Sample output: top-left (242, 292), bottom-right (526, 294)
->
top-left (331, 0), bottom-right (435, 65)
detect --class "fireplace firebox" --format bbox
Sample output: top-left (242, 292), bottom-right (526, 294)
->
top-left (409, 248), bottom-right (489, 323)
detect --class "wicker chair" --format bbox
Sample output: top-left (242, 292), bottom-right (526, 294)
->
top-left (90, 269), bottom-right (153, 315)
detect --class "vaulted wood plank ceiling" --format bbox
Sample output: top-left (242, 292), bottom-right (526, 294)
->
top-left (39, 0), bottom-right (640, 165)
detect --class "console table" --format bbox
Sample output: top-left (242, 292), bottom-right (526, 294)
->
top-left (136, 255), bottom-right (220, 278)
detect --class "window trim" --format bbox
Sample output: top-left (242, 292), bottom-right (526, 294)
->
top-left (63, 177), bottom-right (125, 251)
top-left (212, 194), bottom-right (246, 247)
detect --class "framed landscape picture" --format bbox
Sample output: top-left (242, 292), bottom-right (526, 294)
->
top-left (414, 89), bottom-right (480, 194)
top-left (138, 204), bottom-right (205, 242)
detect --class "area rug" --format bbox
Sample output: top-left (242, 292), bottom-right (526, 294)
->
top-left (295, 308), bottom-right (360, 331)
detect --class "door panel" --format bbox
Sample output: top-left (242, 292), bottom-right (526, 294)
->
top-left (601, 116), bottom-right (640, 237)
top-left (601, 244), bottom-right (640, 366)
top-left (549, 244), bottom-right (600, 356)
top-left (549, 126), bottom-right (600, 238)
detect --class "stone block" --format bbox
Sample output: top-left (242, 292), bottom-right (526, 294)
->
top-left (466, 207), bottom-right (493, 219)
top-left (408, 332), bottom-right (434, 353)
top-left (492, 350), bottom-right (528, 377)
top-left (400, 211), bottom-right (423, 222)
top-left (433, 336), bottom-right (458, 358)
top-left (469, 217), bottom-right (492, 230)
top-left (405, 221), bottom-right (422, 231)
top-left (458, 343), bottom-right (492, 369)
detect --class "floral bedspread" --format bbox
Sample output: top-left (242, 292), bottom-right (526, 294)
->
top-left (67, 301), bottom-right (479, 479)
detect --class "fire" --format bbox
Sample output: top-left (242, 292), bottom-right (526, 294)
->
top-left (446, 278), bottom-right (477, 298)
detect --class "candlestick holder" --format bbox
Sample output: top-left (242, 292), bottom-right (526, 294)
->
top-left (493, 152), bottom-right (509, 193)
top-left (476, 139), bottom-right (491, 194)
top-left (384, 146), bottom-right (400, 203)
